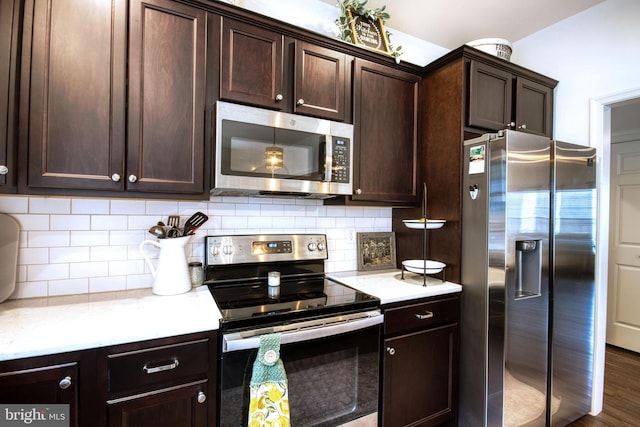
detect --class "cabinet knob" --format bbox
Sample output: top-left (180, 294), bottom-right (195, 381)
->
top-left (59, 376), bottom-right (72, 390)
top-left (275, 94), bottom-right (284, 102)
top-left (0, 165), bottom-right (8, 175)
top-left (355, 188), bottom-right (362, 195)
top-left (386, 347), bottom-right (396, 356)
top-left (197, 391), bottom-right (207, 404)
top-left (507, 121), bottom-right (515, 128)
top-left (128, 174), bottom-right (138, 183)
top-left (111, 173), bottom-right (121, 182)
top-left (518, 124), bottom-right (527, 130)
top-left (296, 98), bottom-right (305, 106)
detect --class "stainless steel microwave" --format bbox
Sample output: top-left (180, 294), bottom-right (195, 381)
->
top-left (212, 101), bottom-right (353, 199)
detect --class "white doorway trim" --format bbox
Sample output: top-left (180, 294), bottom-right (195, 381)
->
top-left (589, 87), bottom-right (640, 415)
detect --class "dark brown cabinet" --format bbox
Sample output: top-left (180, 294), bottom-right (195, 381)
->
top-left (127, 0), bottom-right (207, 194)
top-left (20, 0), bottom-right (208, 195)
top-left (0, 350), bottom-right (100, 427)
top-left (393, 46), bottom-right (557, 282)
top-left (381, 295), bottom-right (460, 427)
top-left (351, 58), bottom-right (420, 204)
top-left (21, 0), bottom-right (127, 192)
top-left (468, 58), bottom-right (553, 137)
top-left (103, 333), bottom-right (217, 427)
top-left (0, 0), bottom-right (21, 192)
top-left (220, 18), bottom-right (350, 121)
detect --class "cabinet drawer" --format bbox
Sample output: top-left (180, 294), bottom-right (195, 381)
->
top-left (108, 339), bottom-right (209, 394)
top-left (384, 296), bottom-right (460, 335)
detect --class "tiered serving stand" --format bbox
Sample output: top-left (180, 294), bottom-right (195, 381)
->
top-left (401, 183), bottom-right (446, 286)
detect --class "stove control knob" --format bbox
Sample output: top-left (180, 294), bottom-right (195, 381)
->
top-left (223, 245), bottom-right (234, 255)
top-left (210, 245), bottom-right (220, 257)
top-left (307, 242), bottom-right (317, 251)
top-left (317, 242), bottom-right (325, 251)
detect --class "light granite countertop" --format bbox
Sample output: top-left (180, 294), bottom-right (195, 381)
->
top-left (328, 269), bottom-right (462, 305)
top-left (0, 286), bottom-right (221, 362)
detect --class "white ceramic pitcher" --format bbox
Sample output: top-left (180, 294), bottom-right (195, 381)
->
top-left (139, 235), bottom-right (192, 295)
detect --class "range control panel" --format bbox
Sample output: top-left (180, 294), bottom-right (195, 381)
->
top-left (205, 234), bottom-right (328, 266)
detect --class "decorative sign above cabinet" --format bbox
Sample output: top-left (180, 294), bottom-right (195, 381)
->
top-left (348, 9), bottom-right (390, 54)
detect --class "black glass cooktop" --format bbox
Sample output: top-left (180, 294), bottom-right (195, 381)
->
top-left (208, 276), bottom-right (379, 331)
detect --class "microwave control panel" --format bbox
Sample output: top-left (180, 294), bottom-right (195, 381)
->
top-left (332, 137), bottom-right (350, 183)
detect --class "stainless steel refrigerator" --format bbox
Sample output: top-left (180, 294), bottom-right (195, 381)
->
top-left (459, 130), bottom-right (596, 426)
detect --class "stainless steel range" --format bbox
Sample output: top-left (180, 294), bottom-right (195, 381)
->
top-left (205, 234), bottom-right (382, 427)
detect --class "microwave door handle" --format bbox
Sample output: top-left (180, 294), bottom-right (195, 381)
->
top-left (222, 312), bottom-right (383, 353)
top-left (324, 135), bottom-right (332, 182)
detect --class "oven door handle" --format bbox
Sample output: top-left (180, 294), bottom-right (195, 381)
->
top-left (223, 311), bottom-right (383, 353)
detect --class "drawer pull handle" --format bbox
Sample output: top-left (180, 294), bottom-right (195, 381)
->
top-left (415, 311), bottom-right (434, 320)
top-left (143, 359), bottom-right (179, 374)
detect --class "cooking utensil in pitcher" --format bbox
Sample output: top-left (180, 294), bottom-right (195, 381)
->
top-left (183, 211), bottom-right (208, 236)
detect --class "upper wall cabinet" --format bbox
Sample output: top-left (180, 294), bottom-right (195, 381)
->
top-left (0, 0), bottom-right (21, 193)
top-left (21, 0), bottom-right (208, 195)
top-left (220, 18), bottom-right (350, 121)
top-left (467, 58), bottom-right (554, 137)
top-left (21, 0), bottom-right (127, 191)
top-left (127, 0), bottom-right (207, 194)
top-left (351, 58), bottom-right (420, 204)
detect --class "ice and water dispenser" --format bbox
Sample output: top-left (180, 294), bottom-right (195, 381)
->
top-left (514, 239), bottom-right (542, 299)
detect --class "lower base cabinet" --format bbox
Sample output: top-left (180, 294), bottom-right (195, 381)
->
top-left (0, 331), bottom-right (217, 427)
top-left (107, 381), bottom-right (208, 427)
top-left (381, 294), bottom-right (460, 427)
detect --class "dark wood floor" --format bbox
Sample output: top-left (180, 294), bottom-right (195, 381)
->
top-left (568, 345), bottom-right (640, 426)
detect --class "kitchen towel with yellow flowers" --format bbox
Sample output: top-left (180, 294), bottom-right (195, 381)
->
top-left (248, 333), bottom-right (290, 427)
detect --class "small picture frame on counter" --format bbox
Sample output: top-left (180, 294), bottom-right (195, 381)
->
top-left (357, 232), bottom-right (396, 271)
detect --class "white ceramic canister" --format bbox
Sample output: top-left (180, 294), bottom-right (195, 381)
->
top-left (139, 235), bottom-right (192, 295)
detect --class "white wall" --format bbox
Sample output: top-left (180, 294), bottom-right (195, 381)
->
top-left (0, 195), bottom-right (391, 299)
top-left (511, 0), bottom-right (640, 145)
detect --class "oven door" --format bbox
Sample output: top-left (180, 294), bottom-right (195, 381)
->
top-left (219, 312), bottom-right (382, 427)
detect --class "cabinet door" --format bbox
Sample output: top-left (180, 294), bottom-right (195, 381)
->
top-left (127, 0), bottom-right (206, 194)
top-left (107, 381), bottom-right (208, 427)
top-left (0, 0), bottom-right (20, 191)
top-left (352, 59), bottom-right (420, 204)
top-left (294, 41), bottom-right (349, 121)
top-left (467, 60), bottom-right (513, 131)
top-left (0, 362), bottom-right (78, 426)
top-left (382, 324), bottom-right (458, 427)
top-left (515, 77), bottom-right (553, 137)
top-left (23, 0), bottom-right (127, 191)
top-left (220, 18), bottom-right (284, 110)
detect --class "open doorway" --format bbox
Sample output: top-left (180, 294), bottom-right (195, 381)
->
top-left (590, 89), bottom-right (640, 415)
top-left (607, 99), bottom-right (640, 352)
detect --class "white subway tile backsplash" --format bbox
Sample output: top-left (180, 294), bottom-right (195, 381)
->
top-left (72, 198), bottom-right (110, 214)
top-left (110, 199), bottom-right (146, 215)
top-left (91, 215), bottom-right (128, 230)
top-left (71, 261), bottom-right (109, 278)
top-left (50, 247), bottom-right (89, 264)
top-left (28, 197), bottom-right (71, 214)
top-left (90, 276), bottom-right (127, 293)
top-left (90, 246), bottom-right (128, 262)
top-left (28, 231), bottom-right (71, 247)
top-left (1, 195), bottom-right (392, 299)
top-left (0, 195), bottom-right (29, 213)
top-left (28, 263), bottom-right (69, 282)
top-left (19, 247), bottom-right (49, 265)
top-left (48, 278), bottom-right (89, 296)
top-left (13, 214), bottom-right (50, 231)
top-left (50, 214), bottom-right (91, 230)
top-left (70, 230), bottom-right (110, 246)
